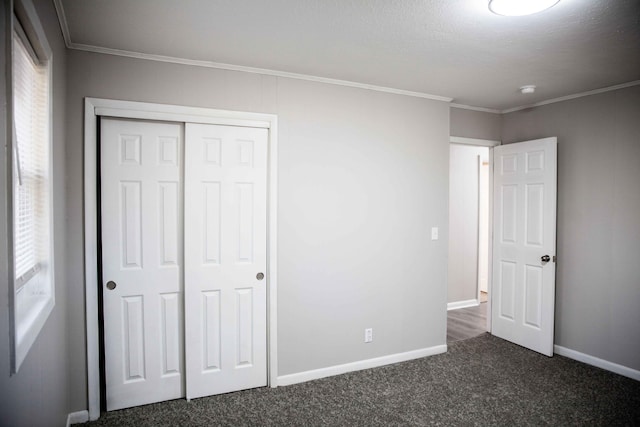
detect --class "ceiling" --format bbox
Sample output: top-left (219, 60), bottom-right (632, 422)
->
top-left (56, 0), bottom-right (640, 111)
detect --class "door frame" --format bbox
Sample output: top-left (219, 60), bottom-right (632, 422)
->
top-left (83, 98), bottom-right (279, 420)
top-left (476, 154), bottom-right (490, 304)
top-left (449, 136), bottom-right (500, 333)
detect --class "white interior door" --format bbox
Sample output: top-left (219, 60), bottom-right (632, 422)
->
top-left (491, 137), bottom-right (557, 356)
top-left (101, 118), bottom-right (185, 410)
top-left (184, 123), bottom-right (268, 399)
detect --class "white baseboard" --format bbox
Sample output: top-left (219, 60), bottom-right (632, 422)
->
top-left (67, 410), bottom-right (89, 426)
top-left (277, 344), bottom-right (447, 386)
top-left (447, 299), bottom-right (479, 311)
top-left (554, 345), bottom-right (640, 381)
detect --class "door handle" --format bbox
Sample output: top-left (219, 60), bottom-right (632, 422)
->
top-left (106, 281), bottom-right (117, 290)
top-left (256, 272), bottom-right (264, 281)
top-left (541, 255), bottom-right (550, 263)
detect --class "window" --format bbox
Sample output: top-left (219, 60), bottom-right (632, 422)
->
top-left (10, 3), bottom-right (54, 373)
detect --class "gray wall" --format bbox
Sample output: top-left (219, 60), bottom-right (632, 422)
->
top-left (450, 107), bottom-right (501, 141)
top-left (0, 0), bottom-right (71, 426)
top-left (502, 85), bottom-right (640, 371)
top-left (448, 144), bottom-right (488, 303)
top-left (65, 49), bottom-right (450, 409)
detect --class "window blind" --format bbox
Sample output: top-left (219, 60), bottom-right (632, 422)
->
top-left (13, 28), bottom-right (50, 290)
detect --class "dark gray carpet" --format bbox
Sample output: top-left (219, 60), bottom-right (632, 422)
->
top-left (84, 334), bottom-right (640, 426)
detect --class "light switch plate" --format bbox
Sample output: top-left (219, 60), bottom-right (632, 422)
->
top-left (431, 227), bottom-right (439, 240)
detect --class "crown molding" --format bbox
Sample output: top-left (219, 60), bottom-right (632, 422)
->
top-left (452, 79), bottom-right (640, 114)
top-left (68, 43), bottom-right (453, 102)
top-left (450, 136), bottom-right (501, 147)
top-left (501, 80), bottom-right (640, 114)
top-left (450, 103), bottom-right (501, 114)
top-left (52, 0), bottom-right (71, 47)
top-left (52, 0), bottom-right (452, 102)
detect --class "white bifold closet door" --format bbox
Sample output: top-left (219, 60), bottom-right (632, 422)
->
top-left (101, 118), bottom-right (267, 411)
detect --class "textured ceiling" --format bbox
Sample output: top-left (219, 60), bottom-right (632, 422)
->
top-left (58, 0), bottom-right (640, 110)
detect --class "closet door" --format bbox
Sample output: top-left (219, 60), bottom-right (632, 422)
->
top-left (184, 123), bottom-right (268, 399)
top-left (101, 118), bottom-right (185, 410)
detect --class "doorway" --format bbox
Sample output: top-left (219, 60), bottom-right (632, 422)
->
top-left (447, 137), bottom-right (499, 343)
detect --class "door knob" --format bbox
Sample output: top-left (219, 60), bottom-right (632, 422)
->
top-left (106, 281), bottom-right (117, 290)
top-left (541, 255), bottom-right (550, 263)
top-left (256, 272), bottom-right (264, 281)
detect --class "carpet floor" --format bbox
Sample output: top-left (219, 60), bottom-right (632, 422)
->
top-left (83, 334), bottom-right (640, 426)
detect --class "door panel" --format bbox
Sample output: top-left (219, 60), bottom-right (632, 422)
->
top-left (101, 118), bottom-right (185, 410)
top-left (185, 123), bottom-right (268, 400)
top-left (492, 137), bottom-right (557, 356)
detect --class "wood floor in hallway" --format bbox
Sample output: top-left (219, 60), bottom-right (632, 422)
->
top-left (447, 302), bottom-right (487, 343)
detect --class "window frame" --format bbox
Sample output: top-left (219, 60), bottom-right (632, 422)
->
top-left (9, 0), bottom-right (55, 374)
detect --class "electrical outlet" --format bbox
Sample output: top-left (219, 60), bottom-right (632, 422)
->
top-left (364, 328), bottom-right (373, 343)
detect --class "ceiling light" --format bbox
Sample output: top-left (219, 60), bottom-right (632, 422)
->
top-left (489, 0), bottom-right (560, 16)
top-left (520, 85), bottom-right (536, 94)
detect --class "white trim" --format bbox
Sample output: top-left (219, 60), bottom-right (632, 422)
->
top-left (476, 155), bottom-right (482, 304)
top-left (90, 98), bottom-right (276, 125)
top-left (486, 149), bottom-right (494, 333)
top-left (51, 0), bottom-right (71, 48)
top-left (71, 43), bottom-right (452, 103)
top-left (277, 344), bottom-right (447, 386)
top-left (447, 299), bottom-right (480, 311)
top-left (83, 100), bottom-right (100, 420)
top-left (84, 98), bottom-right (279, 419)
top-left (452, 81), bottom-right (640, 113)
top-left (450, 103), bottom-right (501, 114)
top-left (66, 410), bottom-right (89, 427)
top-left (268, 119), bottom-right (279, 387)
top-left (502, 80), bottom-right (640, 113)
top-left (554, 345), bottom-right (640, 382)
top-left (14, 0), bottom-right (51, 58)
top-left (95, 108), bottom-right (270, 129)
top-left (450, 136), bottom-right (501, 147)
